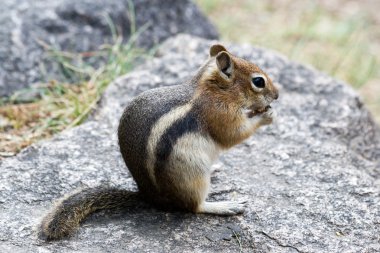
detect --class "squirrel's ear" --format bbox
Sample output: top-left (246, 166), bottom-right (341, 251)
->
top-left (210, 44), bottom-right (228, 57)
top-left (216, 51), bottom-right (233, 78)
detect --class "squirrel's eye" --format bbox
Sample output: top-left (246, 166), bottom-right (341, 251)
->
top-left (252, 77), bottom-right (265, 89)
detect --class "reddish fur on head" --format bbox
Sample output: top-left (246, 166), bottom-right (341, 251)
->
top-left (194, 44), bottom-right (279, 148)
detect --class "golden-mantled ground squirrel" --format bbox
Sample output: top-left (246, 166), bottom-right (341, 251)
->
top-left (40, 44), bottom-right (279, 240)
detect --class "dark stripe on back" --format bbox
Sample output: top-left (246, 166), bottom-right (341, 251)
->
top-left (154, 109), bottom-right (200, 172)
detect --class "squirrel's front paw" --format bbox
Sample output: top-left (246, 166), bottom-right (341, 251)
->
top-left (259, 107), bottom-right (276, 125)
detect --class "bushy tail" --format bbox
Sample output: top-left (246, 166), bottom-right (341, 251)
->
top-left (39, 187), bottom-right (139, 240)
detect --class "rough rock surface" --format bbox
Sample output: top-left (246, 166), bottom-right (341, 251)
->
top-left (1, 34), bottom-right (380, 252)
top-left (0, 0), bottom-right (218, 98)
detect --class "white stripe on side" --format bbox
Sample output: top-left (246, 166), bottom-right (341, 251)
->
top-left (146, 103), bottom-right (193, 187)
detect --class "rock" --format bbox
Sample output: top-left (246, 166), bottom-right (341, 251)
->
top-left (0, 0), bottom-right (218, 98)
top-left (1, 34), bottom-right (380, 252)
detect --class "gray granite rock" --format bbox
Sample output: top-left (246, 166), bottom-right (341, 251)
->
top-left (0, 0), bottom-right (218, 98)
top-left (1, 34), bottom-right (379, 252)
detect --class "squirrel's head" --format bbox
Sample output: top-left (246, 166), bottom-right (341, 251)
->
top-left (198, 44), bottom-right (279, 117)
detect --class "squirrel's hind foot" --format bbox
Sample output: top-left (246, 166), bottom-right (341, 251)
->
top-left (197, 201), bottom-right (247, 216)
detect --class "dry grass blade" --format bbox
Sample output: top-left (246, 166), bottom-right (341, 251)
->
top-left (0, 8), bottom-right (151, 158)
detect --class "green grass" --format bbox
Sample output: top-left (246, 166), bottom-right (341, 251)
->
top-left (196, 0), bottom-right (380, 122)
top-left (1, 1), bottom-right (379, 157)
top-left (0, 12), bottom-right (150, 157)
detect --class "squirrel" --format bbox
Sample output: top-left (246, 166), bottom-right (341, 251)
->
top-left (39, 44), bottom-right (279, 240)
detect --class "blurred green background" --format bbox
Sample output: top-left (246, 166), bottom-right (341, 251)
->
top-left (196, 0), bottom-right (380, 123)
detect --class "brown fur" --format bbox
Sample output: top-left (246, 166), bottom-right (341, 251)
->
top-left (156, 168), bottom-right (208, 212)
top-left (209, 44), bottom-right (227, 57)
top-left (195, 50), bottom-right (278, 148)
top-left (39, 188), bottom-right (139, 240)
top-left (39, 44), bottom-right (278, 241)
